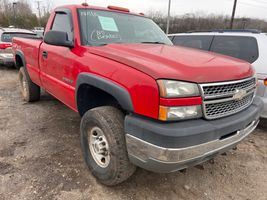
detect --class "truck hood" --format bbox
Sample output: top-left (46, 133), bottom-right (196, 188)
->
top-left (88, 44), bottom-right (253, 83)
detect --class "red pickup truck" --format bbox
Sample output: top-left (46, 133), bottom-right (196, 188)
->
top-left (12, 4), bottom-right (263, 185)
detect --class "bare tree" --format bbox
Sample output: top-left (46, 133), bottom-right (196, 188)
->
top-left (0, 0), bottom-right (39, 29)
top-left (148, 11), bottom-right (267, 33)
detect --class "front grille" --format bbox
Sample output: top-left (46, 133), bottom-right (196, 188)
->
top-left (202, 78), bottom-right (256, 99)
top-left (204, 93), bottom-right (254, 119)
top-left (200, 77), bottom-right (256, 120)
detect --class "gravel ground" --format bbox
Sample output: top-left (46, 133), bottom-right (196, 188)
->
top-left (0, 67), bottom-right (267, 200)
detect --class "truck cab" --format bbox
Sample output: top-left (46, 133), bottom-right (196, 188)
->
top-left (13, 4), bottom-right (263, 186)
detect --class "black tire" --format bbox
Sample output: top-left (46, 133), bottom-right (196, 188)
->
top-left (18, 67), bottom-right (40, 102)
top-left (258, 118), bottom-right (267, 130)
top-left (80, 106), bottom-right (136, 186)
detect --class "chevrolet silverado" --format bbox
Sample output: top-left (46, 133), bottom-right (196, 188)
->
top-left (12, 4), bottom-right (263, 185)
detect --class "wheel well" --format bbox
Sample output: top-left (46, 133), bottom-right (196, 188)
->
top-left (77, 84), bottom-right (123, 116)
top-left (15, 55), bottom-right (24, 68)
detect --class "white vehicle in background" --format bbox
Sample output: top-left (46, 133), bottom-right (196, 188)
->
top-left (32, 27), bottom-right (44, 37)
top-left (0, 27), bottom-right (36, 67)
top-left (169, 30), bottom-right (267, 119)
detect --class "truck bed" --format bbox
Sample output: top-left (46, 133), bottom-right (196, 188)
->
top-left (13, 37), bottom-right (43, 86)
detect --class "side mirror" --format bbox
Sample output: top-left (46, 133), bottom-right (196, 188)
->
top-left (44, 30), bottom-right (74, 48)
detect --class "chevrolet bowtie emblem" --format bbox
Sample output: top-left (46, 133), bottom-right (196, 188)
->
top-left (233, 89), bottom-right (247, 101)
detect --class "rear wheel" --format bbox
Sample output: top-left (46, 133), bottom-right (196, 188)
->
top-left (80, 106), bottom-right (136, 186)
top-left (18, 67), bottom-right (40, 102)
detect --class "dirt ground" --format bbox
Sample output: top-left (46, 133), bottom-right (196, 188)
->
top-left (0, 67), bottom-right (266, 200)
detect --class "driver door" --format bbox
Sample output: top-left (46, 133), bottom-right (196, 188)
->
top-left (40, 10), bottom-right (77, 110)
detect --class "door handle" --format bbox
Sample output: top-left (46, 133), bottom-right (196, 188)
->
top-left (42, 51), bottom-right (48, 59)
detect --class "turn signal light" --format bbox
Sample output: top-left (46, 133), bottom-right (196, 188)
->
top-left (159, 106), bottom-right (168, 121)
top-left (264, 78), bottom-right (267, 86)
top-left (107, 6), bottom-right (130, 12)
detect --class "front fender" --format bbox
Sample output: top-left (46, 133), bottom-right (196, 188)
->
top-left (76, 73), bottom-right (134, 113)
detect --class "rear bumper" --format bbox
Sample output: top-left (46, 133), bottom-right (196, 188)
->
top-left (125, 97), bottom-right (262, 173)
top-left (0, 57), bottom-right (14, 66)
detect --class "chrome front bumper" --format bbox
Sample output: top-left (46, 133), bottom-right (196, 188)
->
top-left (257, 78), bottom-right (267, 118)
top-left (260, 97), bottom-right (267, 118)
top-left (126, 120), bottom-right (259, 173)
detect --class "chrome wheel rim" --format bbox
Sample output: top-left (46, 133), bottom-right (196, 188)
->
top-left (88, 127), bottom-right (110, 168)
top-left (20, 74), bottom-right (27, 98)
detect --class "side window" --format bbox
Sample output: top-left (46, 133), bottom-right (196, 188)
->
top-left (210, 36), bottom-right (259, 63)
top-left (168, 36), bottom-right (174, 41)
top-left (51, 13), bottom-right (73, 41)
top-left (172, 35), bottom-right (213, 51)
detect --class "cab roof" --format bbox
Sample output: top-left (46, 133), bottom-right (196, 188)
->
top-left (55, 4), bottom-right (144, 17)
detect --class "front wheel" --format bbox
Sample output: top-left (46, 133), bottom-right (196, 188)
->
top-left (80, 106), bottom-right (136, 186)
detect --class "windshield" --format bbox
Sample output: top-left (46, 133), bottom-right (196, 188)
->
top-left (1, 32), bottom-right (36, 43)
top-left (78, 9), bottom-right (172, 46)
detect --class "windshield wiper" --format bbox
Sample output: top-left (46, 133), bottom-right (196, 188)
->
top-left (94, 42), bottom-right (167, 46)
top-left (95, 42), bottom-right (123, 46)
top-left (95, 43), bottom-right (108, 46)
top-left (141, 41), bottom-right (167, 44)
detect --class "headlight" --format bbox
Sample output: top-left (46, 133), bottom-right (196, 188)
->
top-left (159, 105), bottom-right (202, 121)
top-left (157, 80), bottom-right (200, 98)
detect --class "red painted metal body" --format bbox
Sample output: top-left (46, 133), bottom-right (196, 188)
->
top-left (12, 4), bottom-right (254, 120)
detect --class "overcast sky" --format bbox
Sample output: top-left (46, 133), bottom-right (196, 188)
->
top-left (30, 0), bottom-right (267, 20)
